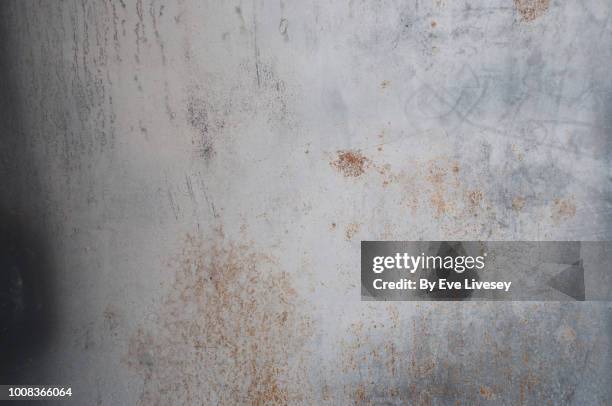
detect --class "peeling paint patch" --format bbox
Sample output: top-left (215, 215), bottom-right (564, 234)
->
top-left (514, 0), bottom-right (550, 22)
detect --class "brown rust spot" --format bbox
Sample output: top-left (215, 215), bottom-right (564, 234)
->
top-left (430, 21), bottom-right (437, 28)
top-left (321, 384), bottom-right (331, 401)
top-left (512, 196), bottom-right (526, 211)
top-left (345, 222), bottom-right (361, 240)
top-left (522, 352), bottom-right (530, 367)
top-left (354, 384), bottom-right (368, 405)
top-left (557, 324), bottom-right (577, 344)
top-left (332, 150), bottom-right (371, 177)
top-left (423, 159), bottom-right (464, 218)
top-left (426, 163), bottom-right (447, 185)
top-left (465, 189), bottom-right (485, 218)
top-left (126, 235), bottom-right (312, 404)
top-left (330, 154), bottom-right (499, 231)
top-left (377, 131), bottom-right (385, 151)
top-left (551, 197), bottom-right (576, 222)
top-left (479, 385), bottom-right (494, 400)
top-left (387, 304), bottom-right (400, 328)
top-left (430, 191), bottom-right (448, 217)
top-left (514, 0), bottom-right (550, 22)
top-left (467, 190), bottom-right (483, 207)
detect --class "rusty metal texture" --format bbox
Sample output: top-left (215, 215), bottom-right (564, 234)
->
top-left (0, 0), bottom-right (610, 404)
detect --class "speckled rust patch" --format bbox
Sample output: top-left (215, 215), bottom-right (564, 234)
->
top-left (425, 159), bottom-right (462, 218)
top-left (126, 235), bottom-right (312, 404)
top-left (551, 197), bottom-right (576, 222)
top-left (467, 190), bottom-right (483, 207)
top-left (344, 222), bottom-right (361, 241)
top-left (514, 0), bottom-right (550, 22)
top-left (330, 153), bottom-right (499, 233)
top-left (331, 150), bottom-right (371, 177)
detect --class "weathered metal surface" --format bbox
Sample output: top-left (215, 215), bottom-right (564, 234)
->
top-left (0, 0), bottom-right (610, 404)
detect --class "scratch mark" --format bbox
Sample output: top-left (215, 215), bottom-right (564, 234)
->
top-left (252, 0), bottom-right (261, 87)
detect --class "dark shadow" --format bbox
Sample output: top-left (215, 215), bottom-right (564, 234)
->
top-left (0, 213), bottom-right (55, 383)
top-left (0, 3), bottom-right (56, 384)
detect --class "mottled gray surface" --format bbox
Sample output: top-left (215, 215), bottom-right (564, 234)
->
top-left (0, 0), bottom-right (611, 404)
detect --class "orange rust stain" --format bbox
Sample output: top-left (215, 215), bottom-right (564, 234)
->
top-left (426, 161), bottom-right (452, 217)
top-left (479, 385), bottom-right (494, 400)
top-left (551, 197), bottom-right (576, 222)
top-left (387, 304), bottom-right (400, 328)
top-left (345, 222), bottom-right (361, 240)
top-left (522, 352), bottom-right (530, 365)
top-left (514, 0), bottom-right (550, 22)
top-left (385, 341), bottom-right (397, 376)
top-left (330, 154), bottom-right (499, 231)
top-left (467, 190), bottom-right (483, 207)
top-left (125, 234), bottom-right (312, 404)
top-left (430, 190), bottom-right (448, 217)
top-left (374, 164), bottom-right (397, 178)
top-left (426, 163), bottom-right (447, 185)
top-left (354, 384), bottom-right (367, 405)
top-left (331, 150), bottom-right (371, 177)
